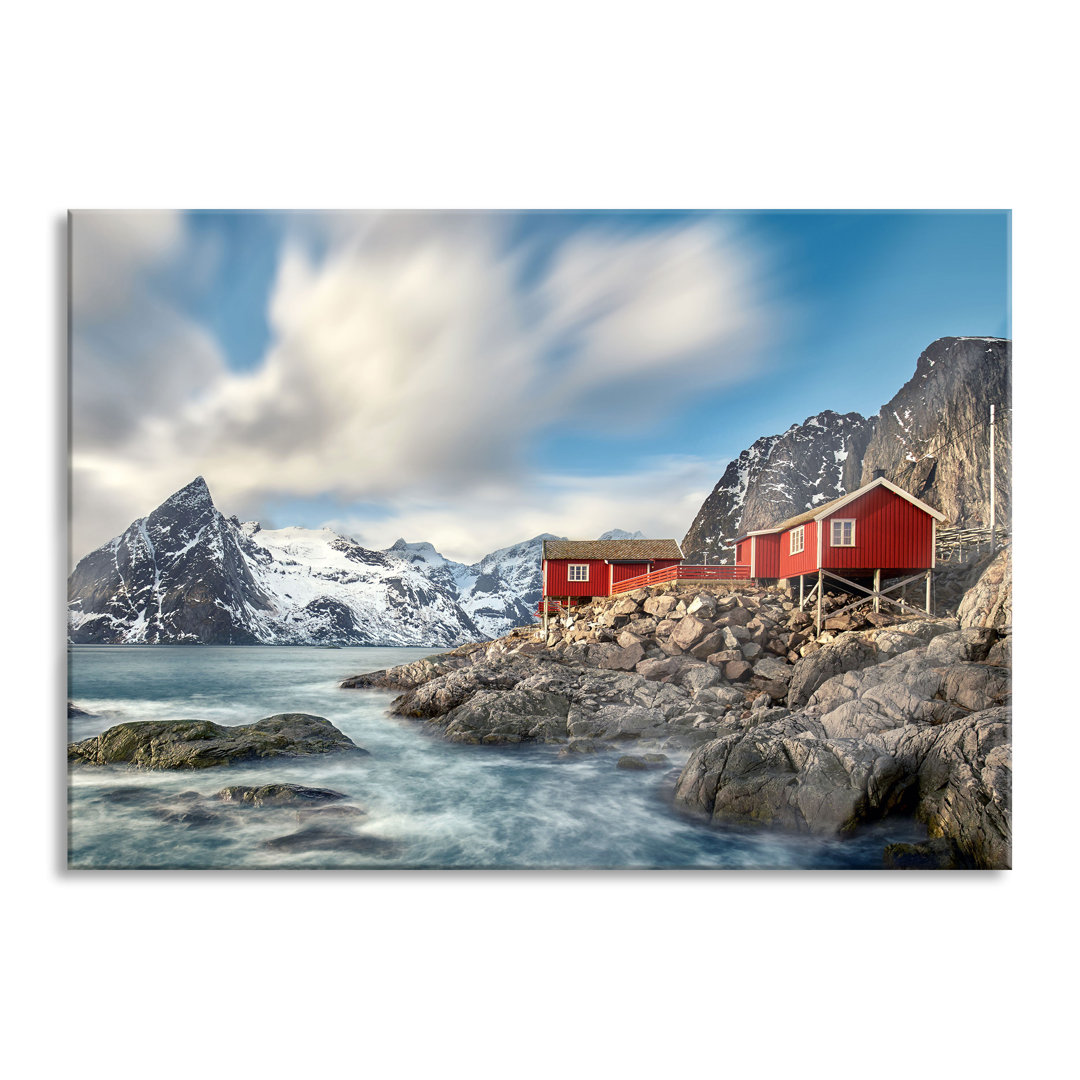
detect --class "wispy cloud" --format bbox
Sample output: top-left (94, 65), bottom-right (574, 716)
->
top-left (71, 211), bottom-right (776, 562)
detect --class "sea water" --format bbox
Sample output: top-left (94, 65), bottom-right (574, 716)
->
top-left (68, 645), bottom-right (922, 870)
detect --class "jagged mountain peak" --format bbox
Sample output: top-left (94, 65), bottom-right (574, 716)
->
top-left (162, 474), bottom-right (214, 508)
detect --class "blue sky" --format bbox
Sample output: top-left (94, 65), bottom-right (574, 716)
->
top-left (69, 209), bottom-right (1009, 564)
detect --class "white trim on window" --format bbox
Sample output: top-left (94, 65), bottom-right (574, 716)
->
top-left (830, 519), bottom-right (856, 547)
top-left (567, 563), bottom-right (589, 582)
top-left (789, 525), bottom-right (805, 555)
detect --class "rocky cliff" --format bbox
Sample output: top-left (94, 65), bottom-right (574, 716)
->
top-left (682, 337), bottom-right (1011, 562)
top-left (858, 337), bottom-right (1011, 527)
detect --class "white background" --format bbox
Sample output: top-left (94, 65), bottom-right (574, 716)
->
top-left (2, 3), bottom-right (1072, 1077)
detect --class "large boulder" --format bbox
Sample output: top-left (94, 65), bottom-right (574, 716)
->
top-left (437, 689), bottom-right (571, 744)
top-left (670, 616), bottom-right (717, 651)
top-left (957, 547), bottom-right (1012, 631)
top-left (673, 715), bottom-right (911, 835)
top-left (906, 707), bottom-right (1011, 870)
top-left (68, 714), bottom-right (368, 770)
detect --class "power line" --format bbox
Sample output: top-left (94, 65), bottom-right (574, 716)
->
top-left (910, 404), bottom-right (1010, 463)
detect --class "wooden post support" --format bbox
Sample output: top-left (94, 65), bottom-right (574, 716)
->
top-left (873, 569), bottom-right (881, 614)
top-left (799, 575), bottom-right (804, 608)
top-left (816, 570), bottom-right (823, 636)
top-left (543, 600), bottom-right (549, 637)
top-left (925, 570), bottom-right (932, 615)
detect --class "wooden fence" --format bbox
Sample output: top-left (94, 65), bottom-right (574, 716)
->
top-left (935, 527), bottom-right (1010, 564)
top-left (610, 563), bottom-right (750, 594)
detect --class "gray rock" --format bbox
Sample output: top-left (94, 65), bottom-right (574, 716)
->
top-left (688, 629), bottom-right (728, 660)
top-left (672, 714), bottom-right (910, 836)
top-left (671, 615), bottom-right (716, 651)
top-left (68, 714), bottom-right (368, 770)
top-left (787, 636), bottom-right (881, 709)
top-left (753, 656), bottom-right (792, 682)
top-left (216, 784), bottom-right (349, 808)
top-left (957, 547), bottom-right (1011, 631)
top-left (644, 595), bottom-right (678, 619)
top-left (600, 643), bottom-right (646, 671)
top-left (677, 663), bottom-right (723, 695)
top-left (686, 594), bottom-right (719, 620)
top-left (926, 627), bottom-right (997, 665)
top-left (439, 689), bottom-right (570, 744)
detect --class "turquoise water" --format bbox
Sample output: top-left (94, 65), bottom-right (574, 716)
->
top-left (68, 645), bottom-right (922, 869)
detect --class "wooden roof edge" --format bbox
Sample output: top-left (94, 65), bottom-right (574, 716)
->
top-left (811, 477), bottom-right (947, 523)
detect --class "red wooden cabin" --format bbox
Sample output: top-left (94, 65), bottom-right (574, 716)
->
top-left (540, 538), bottom-right (684, 613)
top-left (734, 476), bottom-right (946, 628)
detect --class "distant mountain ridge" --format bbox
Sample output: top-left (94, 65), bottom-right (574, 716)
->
top-left (68, 479), bottom-right (641, 646)
top-left (682, 337), bottom-right (1011, 562)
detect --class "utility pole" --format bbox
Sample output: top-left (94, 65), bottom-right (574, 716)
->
top-left (989, 404), bottom-right (996, 553)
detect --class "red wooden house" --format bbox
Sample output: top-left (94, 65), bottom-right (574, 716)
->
top-left (733, 476), bottom-right (946, 628)
top-left (540, 538), bottom-right (684, 615)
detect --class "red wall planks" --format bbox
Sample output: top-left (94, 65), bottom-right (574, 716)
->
top-left (779, 520), bottom-right (819, 578)
top-left (753, 534), bottom-right (781, 577)
top-left (822, 486), bottom-right (933, 575)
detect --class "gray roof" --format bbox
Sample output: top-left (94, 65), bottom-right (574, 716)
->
top-left (542, 538), bottom-right (684, 561)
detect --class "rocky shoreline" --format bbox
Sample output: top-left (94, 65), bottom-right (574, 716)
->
top-left (342, 549), bottom-right (1012, 869)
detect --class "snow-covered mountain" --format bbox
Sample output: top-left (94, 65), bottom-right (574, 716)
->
top-left (68, 478), bottom-right (489, 645)
top-left (68, 478), bottom-right (642, 646)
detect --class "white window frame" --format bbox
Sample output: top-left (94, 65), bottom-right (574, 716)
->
top-left (830, 519), bottom-right (856, 547)
top-left (789, 525), bottom-right (804, 555)
top-left (567, 563), bottom-right (589, 582)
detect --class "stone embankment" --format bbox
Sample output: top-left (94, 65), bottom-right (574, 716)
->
top-left (343, 559), bottom-right (1012, 868)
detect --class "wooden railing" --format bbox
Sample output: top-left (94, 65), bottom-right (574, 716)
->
top-left (535, 599), bottom-right (567, 617)
top-left (611, 564), bottom-right (751, 594)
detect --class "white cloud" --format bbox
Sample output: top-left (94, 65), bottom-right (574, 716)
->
top-left (325, 455), bottom-right (727, 565)
top-left (70, 212), bottom-right (775, 563)
top-left (70, 210), bottom-right (183, 317)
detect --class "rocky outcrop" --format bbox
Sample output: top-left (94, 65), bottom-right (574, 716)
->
top-left (673, 622), bottom-right (1011, 867)
top-left (957, 546), bottom-right (1012, 631)
top-left (68, 713), bottom-right (368, 769)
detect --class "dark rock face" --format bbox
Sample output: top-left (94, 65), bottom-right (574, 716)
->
top-left (67, 713), bottom-right (368, 769)
top-left (957, 547), bottom-right (1012, 631)
top-left (68, 477), bottom-right (273, 644)
top-left (858, 337), bottom-right (1011, 530)
top-left (681, 337), bottom-right (1010, 562)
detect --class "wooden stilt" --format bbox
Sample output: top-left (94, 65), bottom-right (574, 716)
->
top-left (816, 570), bottom-right (823, 636)
top-left (873, 569), bottom-right (881, 614)
top-left (799, 575), bottom-right (804, 608)
top-left (925, 570), bottom-right (932, 615)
